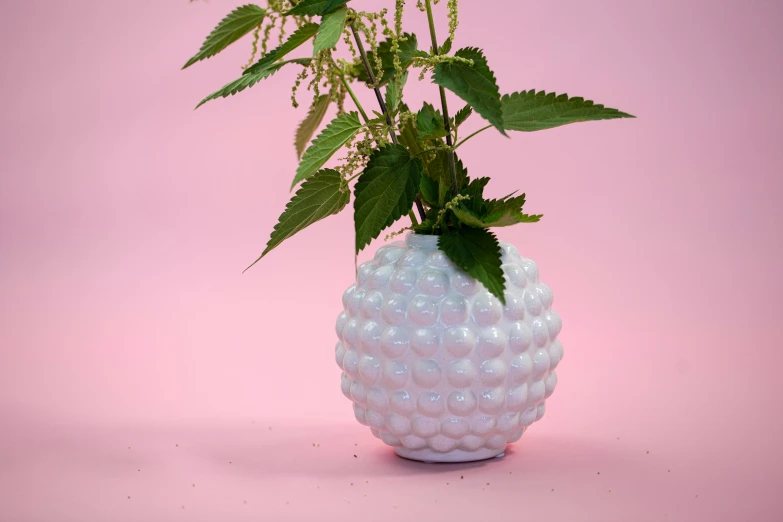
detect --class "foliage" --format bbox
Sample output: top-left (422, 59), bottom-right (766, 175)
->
top-left (245, 169), bottom-right (349, 271)
top-left (184, 0), bottom-right (634, 301)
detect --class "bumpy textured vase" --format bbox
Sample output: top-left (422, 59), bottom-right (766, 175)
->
top-left (335, 233), bottom-right (563, 463)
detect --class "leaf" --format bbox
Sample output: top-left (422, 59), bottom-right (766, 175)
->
top-left (460, 176), bottom-right (489, 213)
top-left (292, 112), bottom-right (362, 188)
top-left (285, 0), bottom-right (350, 16)
top-left (416, 102), bottom-right (447, 140)
top-left (313, 6), bottom-right (348, 54)
top-left (419, 174), bottom-right (439, 207)
top-left (356, 34), bottom-right (420, 86)
top-left (501, 90), bottom-right (635, 131)
top-left (438, 37), bottom-right (452, 55)
top-left (195, 60), bottom-right (298, 108)
top-left (432, 48), bottom-right (506, 135)
top-left (295, 95), bottom-right (331, 159)
top-left (244, 23), bottom-right (319, 75)
top-left (183, 5), bottom-right (266, 69)
top-left (385, 72), bottom-right (408, 114)
top-left (438, 228), bottom-right (506, 303)
top-left (454, 191), bottom-right (542, 228)
top-left (426, 151), bottom-right (468, 206)
top-left (397, 108), bottom-right (423, 156)
top-left (245, 169), bottom-right (349, 271)
top-left (354, 145), bottom-right (423, 253)
top-left (453, 205), bottom-right (542, 228)
top-left (454, 104), bottom-right (473, 127)
top-left (484, 193), bottom-right (526, 216)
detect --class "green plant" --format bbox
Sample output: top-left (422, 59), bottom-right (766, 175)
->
top-left (183, 0), bottom-right (633, 303)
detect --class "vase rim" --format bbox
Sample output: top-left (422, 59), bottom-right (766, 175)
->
top-left (406, 232), bottom-right (439, 249)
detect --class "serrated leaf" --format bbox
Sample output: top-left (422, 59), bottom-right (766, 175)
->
top-left (416, 102), bottom-right (447, 140)
top-left (454, 104), bottom-right (473, 127)
top-left (292, 112), bottom-right (362, 188)
top-left (183, 5), bottom-right (266, 69)
top-left (285, 0), bottom-right (349, 16)
top-left (244, 23), bottom-right (319, 75)
top-left (433, 48), bottom-right (506, 135)
top-left (295, 95), bottom-right (331, 159)
top-left (313, 6), bottom-right (348, 54)
top-left (501, 90), bottom-right (635, 131)
top-left (460, 176), bottom-right (489, 213)
top-left (196, 60), bottom-right (293, 108)
top-left (245, 169), bottom-right (349, 271)
top-left (354, 145), bottom-right (423, 252)
top-left (357, 34), bottom-right (420, 86)
top-left (438, 228), bottom-right (506, 303)
top-left (454, 192), bottom-right (542, 228)
top-left (385, 72), bottom-right (408, 114)
top-left (453, 205), bottom-right (542, 228)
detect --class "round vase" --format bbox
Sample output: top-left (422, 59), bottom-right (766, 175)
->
top-left (335, 232), bottom-right (563, 463)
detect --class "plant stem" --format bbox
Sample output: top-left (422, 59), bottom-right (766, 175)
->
top-left (408, 210), bottom-right (419, 226)
top-left (349, 21), bottom-right (427, 222)
top-left (349, 23), bottom-right (397, 145)
top-left (454, 125), bottom-right (491, 149)
top-left (340, 75), bottom-right (370, 123)
top-left (424, 0), bottom-right (458, 199)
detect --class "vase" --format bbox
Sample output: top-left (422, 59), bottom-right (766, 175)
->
top-left (335, 232), bottom-right (563, 463)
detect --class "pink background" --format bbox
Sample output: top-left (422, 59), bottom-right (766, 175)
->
top-left (1, 0), bottom-right (782, 520)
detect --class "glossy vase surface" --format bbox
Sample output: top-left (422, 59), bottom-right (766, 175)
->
top-left (335, 233), bottom-right (563, 462)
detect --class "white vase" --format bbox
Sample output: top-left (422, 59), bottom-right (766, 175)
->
top-left (335, 232), bottom-right (563, 463)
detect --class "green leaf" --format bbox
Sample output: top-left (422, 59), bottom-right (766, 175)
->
top-left (295, 95), bottom-right (331, 159)
top-left (438, 228), bottom-right (506, 303)
top-left (244, 23), bottom-right (319, 75)
top-left (485, 193), bottom-right (525, 216)
top-left (196, 60), bottom-right (303, 108)
top-left (385, 72), bottom-right (408, 114)
top-left (454, 104), bottom-right (473, 127)
top-left (354, 144), bottom-right (423, 253)
top-left (313, 6), bottom-right (348, 54)
top-left (453, 204), bottom-right (542, 228)
top-left (285, 0), bottom-right (350, 16)
top-left (292, 112), bottom-right (362, 188)
top-left (438, 37), bottom-right (452, 55)
top-left (453, 191), bottom-right (542, 228)
top-left (357, 34), bottom-right (420, 86)
top-left (426, 151), bottom-right (469, 206)
top-left (419, 173), bottom-right (439, 207)
top-left (397, 107), bottom-right (423, 156)
top-left (183, 5), bottom-right (266, 69)
top-left (501, 90), bottom-right (635, 132)
top-left (416, 102), bottom-right (448, 140)
top-left (460, 176), bottom-right (489, 213)
top-left (245, 169), bottom-right (349, 271)
top-left (432, 48), bottom-right (506, 135)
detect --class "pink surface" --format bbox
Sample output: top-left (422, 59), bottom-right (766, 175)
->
top-left (1, 0), bottom-right (782, 521)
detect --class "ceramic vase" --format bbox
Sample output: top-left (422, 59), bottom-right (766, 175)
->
top-left (335, 233), bottom-right (563, 463)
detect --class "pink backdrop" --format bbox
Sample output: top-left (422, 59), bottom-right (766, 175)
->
top-left (1, 0), bottom-right (782, 520)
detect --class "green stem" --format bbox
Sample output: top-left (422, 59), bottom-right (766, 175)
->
top-left (408, 210), bottom-right (419, 226)
top-left (349, 21), bottom-right (427, 222)
top-left (340, 76), bottom-right (369, 123)
top-left (454, 125), bottom-right (491, 149)
top-left (424, 0), bottom-right (459, 199)
top-left (349, 23), bottom-right (397, 145)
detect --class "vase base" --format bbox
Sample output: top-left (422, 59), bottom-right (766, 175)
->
top-left (394, 446), bottom-right (506, 463)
